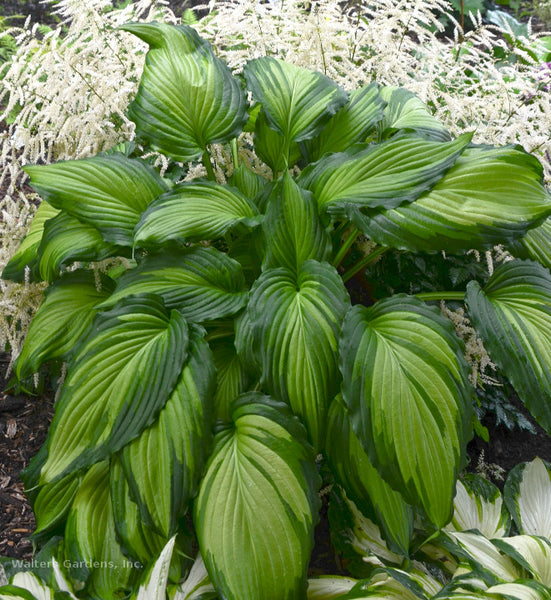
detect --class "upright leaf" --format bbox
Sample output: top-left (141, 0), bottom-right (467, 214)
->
top-left (64, 461), bottom-right (135, 599)
top-left (122, 23), bottom-right (248, 161)
top-left (340, 295), bottom-right (473, 527)
top-left (194, 393), bottom-right (319, 600)
top-left (244, 57), bottom-right (348, 144)
top-left (263, 173), bottom-right (331, 272)
top-left (299, 133), bottom-right (471, 212)
top-left (356, 147), bottom-right (551, 252)
top-left (24, 154), bottom-right (168, 246)
top-left (252, 109), bottom-right (302, 173)
top-left (120, 324), bottom-right (216, 537)
top-left (134, 182), bottom-right (261, 247)
top-left (14, 270), bottom-right (115, 381)
top-left (102, 247), bottom-right (248, 322)
top-left (211, 337), bottom-right (250, 422)
top-left (466, 260), bottom-right (551, 434)
top-left (37, 295), bottom-right (189, 484)
top-left (248, 260), bottom-right (350, 448)
top-left (325, 394), bottom-right (413, 556)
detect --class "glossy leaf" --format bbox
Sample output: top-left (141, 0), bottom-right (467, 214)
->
top-left (102, 247), bottom-right (248, 322)
top-left (303, 82), bottom-right (386, 162)
top-left (1, 201), bottom-right (59, 282)
top-left (120, 324), bottom-right (216, 537)
top-left (263, 173), bottom-right (331, 272)
top-left (378, 86), bottom-right (451, 141)
top-left (299, 133), bottom-right (470, 212)
top-left (14, 270), bottom-right (115, 381)
top-left (211, 337), bottom-right (249, 422)
top-left (24, 154), bottom-right (168, 246)
top-left (37, 295), bottom-right (189, 484)
top-left (194, 393), bottom-right (319, 600)
top-left (134, 182), bottom-right (261, 247)
top-left (466, 260), bottom-right (551, 434)
top-left (135, 536), bottom-right (176, 600)
top-left (493, 536), bottom-right (551, 587)
top-left (122, 23), bottom-right (248, 161)
top-left (248, 260), bottom-right (349, 448)
top-left (357, 146), bottom-right (551, 252)
top-left (325, 394), bottom-right (413, 556)
top-left (504, 458), bottom-right (551, 538)
top-left (37, 212), bottom-right (119, 282)
top-left (65, 461), bottom-right (135, 599)
top-left (340, 295), bottom-right (472, 527)
top-left (252, 109), bottom-right (302, 173)
top-left (243, 57), bottom-right (348, 143)
top-left (517, 217), bottom-right (551, 269)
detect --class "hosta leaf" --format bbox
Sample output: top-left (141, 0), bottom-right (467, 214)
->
top-left (516, 217), bottom-right (551, 269)
top-left (325, 395), bottom-right (413, 556)
top-left (340, 295), bottom-right (473, 527)
top-left (466, 260), bottom-right (551, 434)
top-left (248, 260), bottom-right (349, 448)
top-left (243, 57), bottom-right (348, 143)
top-left (134, 182), bottom-right (261, 247)
top-left (65, 461), bottom-right (135, 599)
top-left (14, 270), bottom-right (115, 381)
top-left (0, 574), bottom-right (52, 600)
top-left (302, 82), bottom-right (386, 162)
top-left (306, 576), bottom-right (358, 599)
top-left (37, 294), bottom-right (189, 484)
top-left (32, 472), bottom-right (82, 541)
top-left (1, 201), bottom-right (59, 282)
top-left (504, 458), bottom-right (551, 538)
top-left (263, 173), bottom-right (331, 273)
top-left (444, 531), bottom-right (521, 583)
top-left (378, 86), bottom-right (451, 141)
top-left (252, 109), bottom-right (302, 172)
top-left (299, 133), bottom-right (470, 212)
top-left (173, 554), bottom-right (217, 600)
top-left (357, 146), bottom-right (551, 252)
top-left (486, 580), bottom-right (551, 600)
top-left (24, 154), bottom-right (168, 246)
top-left (120, 324), bottom-right (215, 537)
top-left (445, 473), bottom-right (510, 538)
top-left (101, 247), bottom-right (248, 322)
top-left (493, 536), bottom-right (551, 586)
top-left (135, 536), bottom-right (176, 600)
top-left (122, 23), bottom-right (247, 161)
top-left (37, 212), bottom-right (120, 282)
top-left (228, 163), bottom-right (269, 202)
top-left (195, 393), bottom-right (319, 600)
top-left (211, 337), bottom-right (250, 422)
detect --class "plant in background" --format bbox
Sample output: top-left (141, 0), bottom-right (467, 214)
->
top-left (1, 18), bottom-right (551, 599)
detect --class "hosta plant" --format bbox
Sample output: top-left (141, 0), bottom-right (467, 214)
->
top-left (2, 20), bottom-right (551, 600)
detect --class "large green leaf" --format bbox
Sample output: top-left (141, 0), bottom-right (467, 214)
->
top-left (516, 217), bottom-right (551, 269)
top-left (299, 133), bottom-right (471, 212)
top-left (24, 154), bottom-right (168, 246)
top-left (194, 393), bottom-right (319, 600)
top-left (134, 182), bottom-right (261, 247)
top-left (252, 109), bottom-right (302, 173)
top-left (64, 461), bottom-right (135, 599)
top-left (466, 260), bottom-right (551, 434)
top-left (378, 86), bottom-right (451, 142)
top-left (37, 212), bottom-right (120, 282)
top-left (302, 82), bottom-right (386, 162)
top-left (355, 146), bottom-right (551, 252)
top-left (247, 260), bottom-right (350, 448)
top-left (14, 270), bottom-right (115, 381)
top-left (263, 173), bottom-right (331, 273)
top-left (122, 23), bottom-right (248, 162)
top-left (37, 294), bottom-right (190, 484)
top-left (340, 295), bottom-right (473, 527)
top-left (325, 394), bottom-right (413, 556)
top-left (120, 324), bottom-right (216, 537)
top-left (1, 201), bottom-right (59, 283)
top-left (243, 57), bottom-right (348, 144)
top-left (101, 247), bottom-right (248, 322)
top-left (504, 458), bottom-right (551, 538)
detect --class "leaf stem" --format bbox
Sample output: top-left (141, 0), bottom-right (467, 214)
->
top-left (332, 227), bottom-right (360, 267)
top-left (231, 138), bottom-right (239, 171)
top-left (341, 246), bottom-right (387, 283)
top-left (202, 148), bottom-right (216, 181)
top-left (414, 291), bottom-right (466, 302)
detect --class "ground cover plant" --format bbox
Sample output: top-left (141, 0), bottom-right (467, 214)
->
top-left (1, 9), bottom-right (551, 599)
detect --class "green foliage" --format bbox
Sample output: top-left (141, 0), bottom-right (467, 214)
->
top-left (1, 20), bottom-right (551, 600)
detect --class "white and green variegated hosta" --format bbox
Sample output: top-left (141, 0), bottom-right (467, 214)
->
top-left (2, 18), bottom-right (551, 600)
